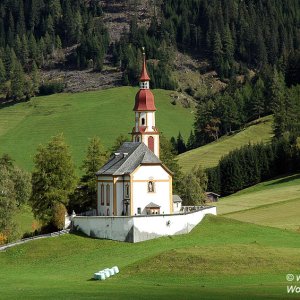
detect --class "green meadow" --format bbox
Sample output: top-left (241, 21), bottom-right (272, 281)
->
top-left (0, 87), bottom-right (194, 171)
top-left (177, 116), bottom-right (273, 172)
top-left (217, 174), bottom-right (300, 231)
top-left (1, 215), bottom-right (299, 299)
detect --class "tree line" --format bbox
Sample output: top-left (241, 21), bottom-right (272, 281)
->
top-left (206, 136), bottom-right (300, 196)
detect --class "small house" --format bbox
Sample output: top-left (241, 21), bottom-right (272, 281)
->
top-left (205, 192), bottom-right (220, 203)
top-left (172, 195), bottom-right (183, 213)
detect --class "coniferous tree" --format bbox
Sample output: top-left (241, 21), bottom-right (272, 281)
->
top-left (11, 60), bottom-right (25, 100)
top-left (170, 136), bottom-right (177, 154)
top-left (252, 77), bottom-right (265, 119)
top-left (271, 69), bottom-right (287, 137)
top-left (31, 61), bottom-right (40, 96)
top-left (176, 132), bottom-right (186, 154)
top-left (28, 33), bottom-right (38, 60)
top-left (206, 166), bottom-right (221, 195)
top-left (160, 134), bottom-right (183, 195)
top-left (212, 31), bottom-right (223, 76)
top-left (220, 153), bottom-right (244, 195)
top-left (186, 130), bottom-right (196, 151)
top-left (20, 34), bottom-right (29, 68)
top-left (0, 58), bottom-right (6, 89)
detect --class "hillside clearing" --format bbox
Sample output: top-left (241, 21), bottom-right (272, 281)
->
top-left (217, 174), bottom-right (300, 231)
top-left (0, 87), bottom-right (193, 172)
top-left (177, 116), bottom-right (273, 172)
top-left (0, 215), bottom-right (299, 299)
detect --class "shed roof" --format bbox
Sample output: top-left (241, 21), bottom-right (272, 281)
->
top-left (145, 202), bottom-right (161, 208)
top-left (205, 192), bottom-right (220, 197)
top-left (172, 195), bottom-right (183, 203)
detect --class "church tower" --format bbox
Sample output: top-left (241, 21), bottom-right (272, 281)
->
top-left (132, 48), bottom-right (160, 158)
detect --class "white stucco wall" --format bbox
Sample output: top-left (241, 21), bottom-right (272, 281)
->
top-left (133, 207), bottom-right (216, 242)
top-left (141, 134), bottom-right (159, 157)
top-left (131, 165), bottom-right (171, 215)
top-left (97, 177), bottom-right (113, 216)
top-left (146, 112), bottom-right (155, 129)
top-left (97, 175), bottom-right (131, 217)
top-left (73, 216), bottom-right (134, 242)
top-left (173, 202), bottom-right (182, 213)
top-left (135, 112), bottom-right (155, 129)
top-left (73, 207), bottom-right (216, 243)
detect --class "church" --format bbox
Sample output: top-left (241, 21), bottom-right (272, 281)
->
top-left (96, 50), bottom-right (173, 217)
top-left (73, 50), bottom-right (216, 242)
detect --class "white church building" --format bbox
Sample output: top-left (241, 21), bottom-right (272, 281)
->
top-left (72, 50), bottom-right (217, 242)
top-left (96, 52), bottom-right (173, 217)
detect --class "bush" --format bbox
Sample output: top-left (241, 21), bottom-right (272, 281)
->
top-left (39, 81), bottom-right (65, 95)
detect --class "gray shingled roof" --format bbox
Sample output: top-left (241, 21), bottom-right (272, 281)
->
top-left (173, 195), bottom-right (183, 203)
top-left (145, 202), bottom-right (161, 208)
top-left (205, 192), bottom-right (220, 197)
top-left (96, 142), bottom-right (162, 176)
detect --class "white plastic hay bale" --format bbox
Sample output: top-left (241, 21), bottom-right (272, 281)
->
top-left (99, 271), bottom-right (106, 278)
top-left (94, 272), bottom-right (101, 280)
top-left (112, 266), bottom-right (119, 274)
top-left (99, 273), bottom-right (106, 281)
top-left (109, 268), bottom-right (115, 276)
top-left (104, 270), bottom-right (110, 278)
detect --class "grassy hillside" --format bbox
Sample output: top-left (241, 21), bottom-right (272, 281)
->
top-left (0, 87), bottom-right (193, 171)
top-left (217, 174), bottom-right (300, 231)
top-left (178, 116), bottom-right (273, 172)
top-left (1, 215), bottom-right (300, 299)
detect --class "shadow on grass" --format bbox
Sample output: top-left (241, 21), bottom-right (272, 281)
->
top-left (69, 229), bottom-right (95, 239)
top-left (87, 278), bottom-right (97, 281)
top-left (70, 229), bottom-right (117, 242)
top-left (266, 173), bottom-right (300, 186)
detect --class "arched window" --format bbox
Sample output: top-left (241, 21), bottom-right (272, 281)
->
top-left (141, 118), bottom-right (145, 125)
top-left (101, 184), bottom-right (104, 205)
top-left (148, 136), bottom-right (154, 152)
top-left (106, 184), bottom-right (110, 206)
top-left (125, 184), bottom-right (129, 198)
top-left (148, 181), bottom-right (155, 193)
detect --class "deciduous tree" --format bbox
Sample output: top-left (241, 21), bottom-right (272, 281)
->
top-left (31, 134), bottom-right (77, 226)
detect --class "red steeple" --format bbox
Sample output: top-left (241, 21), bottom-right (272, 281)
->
top-left (140, 48), bottom-right (150, 82)
top-left (133, 48), bottom-right (156, 111)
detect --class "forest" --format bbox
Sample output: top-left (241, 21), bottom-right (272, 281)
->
top-left (0, 0), bottom-right (298, 100)
top-left (0, 0), bottom-right (108, 100)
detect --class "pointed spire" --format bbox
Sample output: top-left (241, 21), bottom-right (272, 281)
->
top-left (140, 47), bottom-right (150, 82)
